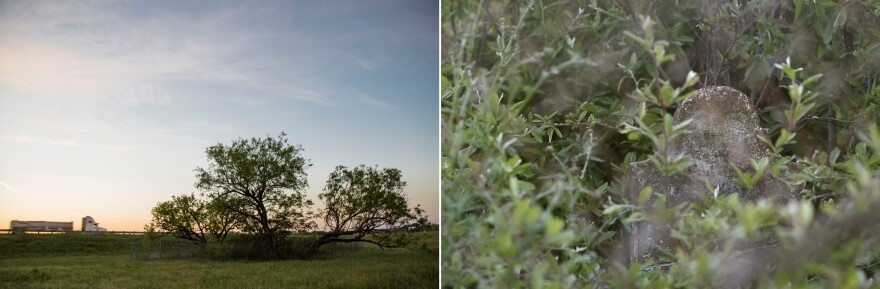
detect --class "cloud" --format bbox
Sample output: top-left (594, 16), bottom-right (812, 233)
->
top-left (356, 59), bottom-right (375, 70)
top-left (0, 134), bottom-right (79, 147)
top-left (0, 2), bottom-right (326, 107)
top-left (92, 144), bottom-right (140, 152)
top-left (41, 119), bottom-right (108, 135)
top-left (355, 92), bottom-right (396, 110)
top-left (0, 1), bottom-right (435, 113)
top-left (0, 134), bottom-right (137, 152)
top-left (0, 181), bottom-right (19, 193)
top-left (278, 85), bottom-right (334, 107)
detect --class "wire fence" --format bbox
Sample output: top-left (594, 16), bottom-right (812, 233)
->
top-left (0, 229), bottom-right (168, 235)
top-left (130, 238), bottom-right (364, 261)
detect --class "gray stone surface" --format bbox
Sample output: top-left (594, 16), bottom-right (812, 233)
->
top-left (625, 86), bottom-right (795, 263)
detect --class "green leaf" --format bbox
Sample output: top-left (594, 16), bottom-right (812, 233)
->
top-left (649, 155), bottom-right (663, 172)
top-left (646, 61), bottom-right (658, 79)
top-left (637, 186), bottom-right (653, 206)
top-left (673, 118), bottom-right (694, 132)
top-left (866, 125), bottom-right (880, 154)
top-left (771, 157), bottom-right (791, 177)
top-left (622, 31), bottom-right (649, 48)
top-left (503, 157), bottom-right (522, 172)
top-left (749, 157), bottom-right (769, 183)
top-left (758, 134), bottom-right (774, 150)
top-left (663, 113), bottom-right (674, 135)
top-left (596, 231), bottom-right (616, 244)
top-left (496, 232), bottom-right (517, 258)
top-left (829, 147), bottom-right (840, 164)
top-left (856, 142), bottom-right (868, 158)
top-left (544, 216), bottom-right (564, 237)
top-left (802, 74), bottom-right (823, 87)
top-left (627, 132), bottom-right (640, 141)
top-left (732, 165), bottom-right (756, 189)
top-left (776, 130), bottom-right (797, 149)
top-left (602, 204), bottom-right (630, 216)
top-left (820, 21), bottom-right (835, 46)
top-left (752, 157), bottom-right (770, 172)
top-left (674, 156), bottom-right (694, 172)
top-left (594, 182), bottom-right (609, 196)
top-left (624, 152), bottom-right (636, 164)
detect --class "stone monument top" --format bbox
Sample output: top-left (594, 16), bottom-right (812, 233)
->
top-left (626, 86), bottom-right (795, 262)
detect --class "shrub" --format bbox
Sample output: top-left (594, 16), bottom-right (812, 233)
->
top-left (441, 0), bottom-right (880, 288)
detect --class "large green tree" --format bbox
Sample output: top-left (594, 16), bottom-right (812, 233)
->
top-left (194, 132), bottom-right (314, 260)
top-left (309, 165), bottom-right (428, 256)
top-left (149, 193), bottom-right (239, 245)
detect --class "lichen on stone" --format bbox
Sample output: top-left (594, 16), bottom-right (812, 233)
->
top-left (625, 86), bottom-right (796, 263)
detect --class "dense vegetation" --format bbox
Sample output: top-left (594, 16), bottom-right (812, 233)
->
top-left (442, 0), bottom-right (880, 288)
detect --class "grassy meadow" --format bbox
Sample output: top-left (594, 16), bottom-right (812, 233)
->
top-left (0, 232), bottom-right (438, 289)
top-left (0, 233), bottom-right (138, 259)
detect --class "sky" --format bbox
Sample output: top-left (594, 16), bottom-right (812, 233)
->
top-left (0, 0), bottom-right (438, 231)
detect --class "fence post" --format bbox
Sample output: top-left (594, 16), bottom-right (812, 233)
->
top-left (158, 240), bottom-right (162, 260)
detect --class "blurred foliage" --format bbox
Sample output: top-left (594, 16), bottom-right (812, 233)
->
top-left (441, 0), bottom-right (880, 288)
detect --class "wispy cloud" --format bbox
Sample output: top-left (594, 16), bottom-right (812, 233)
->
top-left (0, 134), bottom-right (137, 152)
top-left (356, 59), bottom-right (375, 70)
top-left (277, 84), bottom-right (334, 107)
top-left (0, 181), bottom-right (19, 193)
top-left (92, 144), bottom-right (140, 152)
top-left (0, 2), bottom-right (326, 107)
top-left (0, 134), bottom-right (79, 147)
top-left (355, 92), bottom-right (396, 110)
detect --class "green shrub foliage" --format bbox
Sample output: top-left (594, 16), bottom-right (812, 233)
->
top-left (441, 0), bottom-right (880, 288)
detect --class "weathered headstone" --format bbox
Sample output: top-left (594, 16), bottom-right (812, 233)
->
top-left (625, 86), bottom-right (795, 263)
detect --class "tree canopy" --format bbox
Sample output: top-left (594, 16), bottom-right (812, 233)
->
top-left (149, 193), bottom-right (239, 246)
top-left (194, 132), bottom-right (314, 259)
top-left (310, 165), bottom-right (428, 254)
top-left (149, 133), bottom-right (428, 260)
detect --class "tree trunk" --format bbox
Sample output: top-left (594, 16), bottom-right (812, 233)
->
top-left (256, 202), bottom-right (279, 260)
top-left (259, 218), bottom-right (278, 259)
top-left (304, 233), bottom-right (335, 259)
top-left (304, 242), bottom-right (321, 259)
top-left (264, 232), bottom-right (278, 260)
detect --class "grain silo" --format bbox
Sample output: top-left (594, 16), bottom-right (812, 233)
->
top-left (81, 216), bottom-right (107, 232)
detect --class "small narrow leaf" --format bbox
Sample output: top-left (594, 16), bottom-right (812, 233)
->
top-left (829, 147), bottom-right (840, 164)
top-left (673, 118), bottom-right (694, 131)
top-left (637, 186), bottom-right (653, 206)
top-left (802, 74), bottom-right (823, 86)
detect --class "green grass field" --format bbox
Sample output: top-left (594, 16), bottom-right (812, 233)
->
top-left (0, 232), bottom-right (438, 289)
top-left (0, 233), bottom-right (139, 258)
